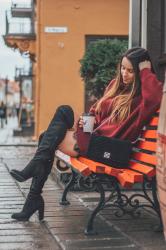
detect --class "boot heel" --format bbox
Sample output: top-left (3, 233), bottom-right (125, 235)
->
top-left (38, 203), bottom-right (44, 221)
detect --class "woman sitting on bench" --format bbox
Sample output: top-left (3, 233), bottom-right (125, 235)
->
top-left (10, 47), bottom-right (163, 221)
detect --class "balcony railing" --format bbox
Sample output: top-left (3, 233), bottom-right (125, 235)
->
top-left (8, 22), bottom-right (33, 35)
top-left (5, 11), bottom-right (35, 37)
top-left (12, 2), bottom-right (32, 9)
top-left (11, 1), bottom-right (33, 18)
top-left (15, 66), bottom-right (33, 81)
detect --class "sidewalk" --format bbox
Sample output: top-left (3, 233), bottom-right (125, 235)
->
top-left (0, 120), bottom-right (165, 250)
top-left (0, 116), bottom-right (36, 146)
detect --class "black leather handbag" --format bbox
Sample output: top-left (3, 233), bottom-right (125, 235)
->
top-left (86, 134), bottom-right (132, 168)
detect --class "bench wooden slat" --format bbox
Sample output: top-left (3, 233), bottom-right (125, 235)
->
top-left (78, 157), bottom-right (143, 186)
top-left (141, 130), bottom-right (157, 139)
top-left (117, 172), bottom-right (135, 188)
top-left (122, 169), bottom-right (143, 182)
top-left (78, 157), bottom-right (122, 176)
top-left (70, 158), bottom-right (92, 176)
top-left (117, 170), bottom-right (143, 188)
top-left (132, 151), bottom-right (156, 165)
top-left (148, 116), bottom-right (158, 126)
top-left (129, 161), bottom-right (156, 177)
top-left (136, 140), bottom-right (156, 151)
top-left (79, 157), bottom-right (105, 173)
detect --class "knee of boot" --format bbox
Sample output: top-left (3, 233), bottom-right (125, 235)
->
top-left (56, 105), bottom-right (74, 129)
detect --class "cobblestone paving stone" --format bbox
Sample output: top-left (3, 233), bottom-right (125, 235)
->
top-left (0, 139), bottom-right (165, 249)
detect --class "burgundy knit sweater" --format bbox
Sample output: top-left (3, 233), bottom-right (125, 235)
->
top-left (76, 68), bottom-right (163, 155)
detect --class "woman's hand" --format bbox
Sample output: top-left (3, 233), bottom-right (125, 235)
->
top-left (139, 60), bottom-right (151, 71)
top-left (78, 116), bottom-right (84, 128)
top-left (78, 115), bottom-right (96, 128)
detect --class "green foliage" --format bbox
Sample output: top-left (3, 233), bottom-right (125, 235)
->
top-left (80, 39), bottom-right (128, 99)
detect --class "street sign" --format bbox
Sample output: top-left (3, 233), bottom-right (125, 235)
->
top-left (44, 27), bottom-right (68, 33)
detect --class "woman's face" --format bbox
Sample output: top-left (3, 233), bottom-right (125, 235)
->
top-left (120, 57), bottom-right (135, 85)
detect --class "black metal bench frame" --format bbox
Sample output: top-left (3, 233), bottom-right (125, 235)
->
top-left (56, 157), bottom-right (162, 235)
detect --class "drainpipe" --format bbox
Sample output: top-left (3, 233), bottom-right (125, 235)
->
top-left (141, 0), bottom-right (147, 49)
top-left (35, 0), bottom-right (41, 139)
top-left (5, 11), bottom-right (9, 34)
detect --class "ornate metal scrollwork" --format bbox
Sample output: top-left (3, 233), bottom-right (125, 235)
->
top-left (97, 176), bottom-right (160, 219)
top-left (77, 174), bottom-right (98, 192)
top-left (60, 169), bottom-right (162, 235)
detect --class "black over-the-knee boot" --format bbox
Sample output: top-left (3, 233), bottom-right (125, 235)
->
top-left (10, 105), bottom-right (74, 182)
top-left (11, 164), bottom-right (52, 221)
top-left (10, 131), bottom-right (54, 222)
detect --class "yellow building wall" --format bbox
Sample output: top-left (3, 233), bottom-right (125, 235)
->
top-left (35, 0), bottom-right (129, 136)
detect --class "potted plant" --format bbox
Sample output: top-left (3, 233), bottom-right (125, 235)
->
top-left (80, 38), bottom-right (128, 110)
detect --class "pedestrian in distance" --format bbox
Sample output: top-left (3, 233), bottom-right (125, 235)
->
top-left (10, 47), bottom-right (163, 221)
top-left (0, 101), bottom-right (6, 128)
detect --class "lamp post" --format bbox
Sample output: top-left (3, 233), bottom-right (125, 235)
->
top-left (5, 77), bottom-right (8, 124)
top-left (18, 73), bottom-right (23, 128)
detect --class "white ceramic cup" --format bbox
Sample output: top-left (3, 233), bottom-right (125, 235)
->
top-left (82, 114), bottom-right (95, 133)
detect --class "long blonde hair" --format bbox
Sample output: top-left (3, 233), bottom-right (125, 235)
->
top-left (95, 67), bottom-right (137, 123)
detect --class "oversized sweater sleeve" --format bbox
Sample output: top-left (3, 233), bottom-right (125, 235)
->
top-left (135, 68), bottom-right (163, 126)
top-left (139, 68), bottom-right (162, 108)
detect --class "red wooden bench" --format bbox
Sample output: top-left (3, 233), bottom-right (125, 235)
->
top-left (55, 111), bottom-right (162, 235)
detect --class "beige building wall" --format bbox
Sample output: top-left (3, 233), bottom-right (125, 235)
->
top-left (35, 0), bottom-right (129, 136)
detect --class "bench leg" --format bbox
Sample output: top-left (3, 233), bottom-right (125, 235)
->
top-left (59, 169), bottom-right (77, 205)
top-left (85, 180), bottom-right (105, 235)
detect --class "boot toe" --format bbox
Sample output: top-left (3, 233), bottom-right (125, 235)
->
top-left (10, 170), bottom-right (26, 182)
top-left (11, 213), bottom-right (29, 221)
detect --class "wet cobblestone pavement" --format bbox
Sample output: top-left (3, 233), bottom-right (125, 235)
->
top-left (0, 146), bottom-right (137, 250)
top-left (0, 145), bottom-right (165, 250)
